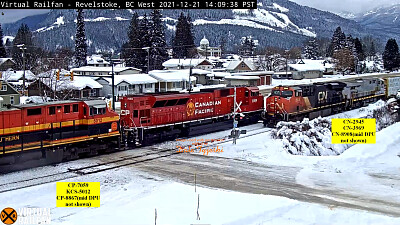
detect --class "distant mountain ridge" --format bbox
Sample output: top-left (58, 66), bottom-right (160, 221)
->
top-left (2, 0), bottom-right (391, 52)
top-left (355, 4), bottom-right (400, 41)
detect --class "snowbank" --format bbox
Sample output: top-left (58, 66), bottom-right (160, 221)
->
top-left (271, 99), bottom-right (398, 156)
top-left (272, 117), bottom-right (350, 156)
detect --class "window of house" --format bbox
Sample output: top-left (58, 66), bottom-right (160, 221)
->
top-left (145, 83), bottom-right (152, 88)
top-left (27, 108), bottom-right (42, 116)
top-left (49, 106), bottom-right (56, 115)
top-left (129, 84), bottom-right (135, 89)
top-left (10, 96), bottom-right (14, 104)
top-left (1, 85), bottom-right (7, 91)
top-left (241, 63), bottom-right (246, 68)
top-left (73, 104), bottom-right (79, 112)
top-left (90, 89), bottom-right (97, 97)
top-left (64, 105), bottom-right (71, 113)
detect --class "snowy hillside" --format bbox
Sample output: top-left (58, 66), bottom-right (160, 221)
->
top-left (2, 0), bottom-right (374, 52)
top-left (355, 4), bottom-right (400, 40)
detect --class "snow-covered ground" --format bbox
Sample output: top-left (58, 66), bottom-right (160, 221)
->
top-left (1, 166), bottom-right (399, 225)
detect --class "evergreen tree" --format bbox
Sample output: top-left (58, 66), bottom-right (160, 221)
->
top-left (74, 9), bottom-right (87, 67)
top-left (121, 12), bottom-right (143, 69)
top-left (219, 37), bottom-right (226, 56)
top-left (354, 38), bottom-right (365, 61)
top-left (138, 13), bottom-right (151, 72)
top-left (303, 38), bottom-right (319, 60)
top-left (328, 27), bottom-right (346, 56)
top-left (0, 24), bottom-right (7, 57)
top-left (11, 24), bottom-right (38, 70)
top-left (148, 10), bottom-right (168, 71)
top-left (369, 41), bottom-right (376, 60)
top-left (239, 36), bottom-right (256, 56)
top-left (4, 39), bottom-right (12, 57)
top-left (172, 12), bottom-right (195, 58)
top-left (383, 38), bottom-right (400, 71)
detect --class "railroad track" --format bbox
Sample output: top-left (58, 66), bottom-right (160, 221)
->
top-left (0, 146), bottom-right (180, 194)
top-left (0, 124), bottom-right (269, 193)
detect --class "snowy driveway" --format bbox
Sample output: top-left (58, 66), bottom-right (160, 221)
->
top-left (133, 152), bottom-right (400, 217)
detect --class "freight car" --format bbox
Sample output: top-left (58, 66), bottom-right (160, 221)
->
top-left (120, 87), bottom-right (264, 146)
top-left (0, 100), bottom-right (120, 170)
top-left (264, 78), bottom-right (386, 126)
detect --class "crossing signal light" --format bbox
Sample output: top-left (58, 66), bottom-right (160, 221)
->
top-left (56, 70), bottom-right (60, 80)
top-left (70, 71), bottom-right (74, 81)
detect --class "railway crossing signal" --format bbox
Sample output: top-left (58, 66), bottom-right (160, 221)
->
top-left (70, 71), bottom-right (74, 81)
top-left (56, 70), bottom-right (60, 80)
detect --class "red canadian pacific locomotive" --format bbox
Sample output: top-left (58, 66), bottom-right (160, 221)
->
top-left (120, 87), bottom-right (264, 145)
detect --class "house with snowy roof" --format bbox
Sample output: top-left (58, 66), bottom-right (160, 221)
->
top-left (288, 59), bottom-right (328, 79)
top-left (0, 58), bottom-right (15, 71)
top-left (149, 70), bottom-right (197, 92)
top-left (1, 69), bottom-right (36, 93)
top-left (1, 69), bottom-right (36, 82)
top-left (0, 80), bottom-right (20, 109)
top-left (71, 66), bottom-right (141, 76)
top-left (162, 59), bottom-right (213, 71)
top-left (225, 60), bottom-right (257, 73)
top-left (86, 55), bottom-right (110, 67)
top-left (115, 74), bottom-right (158, 96)
top-left (28, 73), bottom-right (103, 99)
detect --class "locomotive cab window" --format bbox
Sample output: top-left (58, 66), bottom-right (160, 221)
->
top-left (245, 91), bottom-right (249, 97)
top-left (73, 104), bottom-right (79, 112)
top-left (49, 106), bottom-right (56, 115)
top-left (27, 108), bottom-right (42, 116)
top-left (271, 90), bottom-right (280, 96)
top-left (251, 91), bottom-right (259, 96)
top-left (281, 91), bottom-right (293, 98)
top-left (64, 105), bottom-right (71, 113)
top-left (90, 106), bottom-right (106, 116)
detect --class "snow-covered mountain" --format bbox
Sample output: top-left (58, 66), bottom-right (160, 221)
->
top-left (2, 0), bottom-right (378, 52)
top-left (335, 11), bottom-right (357, 19)
top-left (355, 4), bottom-right (400, 40)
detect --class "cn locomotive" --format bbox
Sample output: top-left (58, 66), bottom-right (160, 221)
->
top-left (264, 78), bottom-right (386, 126)
top-left (0, 86), bottom-right (264, 171)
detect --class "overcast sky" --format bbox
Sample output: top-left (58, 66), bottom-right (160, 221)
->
top-left (291, 0), bottom-right (399, 14)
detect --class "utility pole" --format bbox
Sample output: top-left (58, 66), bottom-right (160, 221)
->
top-left (233, 86), bottom-right (237, 144)
top-left (17, 44), bottom-right (27, 95)
top-left (110, 58), bottom-right (119, 111)
top-left (142, 47), bottom-right (150, 73)
top-left (285, 49), bottom-right (289, 79)
top-left (188, 58), bottom-right (193, 92)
